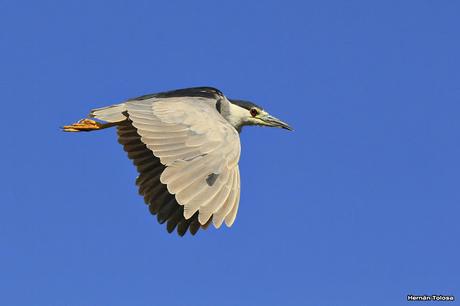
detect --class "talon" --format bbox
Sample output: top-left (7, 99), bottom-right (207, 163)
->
top-left (78, 119), bottom-right (94, 125)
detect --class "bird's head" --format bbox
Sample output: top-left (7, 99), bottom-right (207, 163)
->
top-left (227, 99), bottom-right (293, 132)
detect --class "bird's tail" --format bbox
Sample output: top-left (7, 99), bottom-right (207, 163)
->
top-left (62, 103), bottom-right (128, 132)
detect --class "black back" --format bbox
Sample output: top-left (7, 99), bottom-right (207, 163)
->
top-left (132, 87), bottom-right (224, 101)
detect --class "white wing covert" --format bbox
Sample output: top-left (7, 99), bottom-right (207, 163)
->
top-left (126, 97), bottom-right (241, 228)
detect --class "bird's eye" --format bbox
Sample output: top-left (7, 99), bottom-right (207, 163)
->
top-left (250, 108), bottom-right (258, 117)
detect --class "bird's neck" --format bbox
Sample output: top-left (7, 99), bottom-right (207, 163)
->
top-left (219, 100), bottom-right (248, 132)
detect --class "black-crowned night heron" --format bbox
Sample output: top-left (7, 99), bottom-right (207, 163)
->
top-left (63, 87), bottom-right (292, 236)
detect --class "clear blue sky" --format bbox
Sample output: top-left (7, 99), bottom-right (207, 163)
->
top-left (1, 1), bottom-right (459, 305)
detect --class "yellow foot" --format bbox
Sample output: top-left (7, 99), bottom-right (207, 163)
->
top-left (62, 119), bottom-right (103, 132)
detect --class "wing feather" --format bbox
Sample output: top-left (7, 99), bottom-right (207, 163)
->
top-left (212, 169), bottom-right (238, 228)
top-left (116, 121), bottom-right (205, 235)
top-left (126, 96), bottom-right (242, 229)
top-left (225, 169), bottom-right (241, 227)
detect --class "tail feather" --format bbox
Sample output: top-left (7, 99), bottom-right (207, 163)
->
top-left (90, 103), bottom-right (127, 122)
top-left (63, 103), bottom-right (128, 132)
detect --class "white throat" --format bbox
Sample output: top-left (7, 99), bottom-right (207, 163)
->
top-left (222, 102), bottom-right (249, 131)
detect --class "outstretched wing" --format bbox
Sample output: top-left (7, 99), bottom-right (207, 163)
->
top-left (117, 120), bottom-right (208, 236)
top-left (125, 96), bottom-right (241, 229)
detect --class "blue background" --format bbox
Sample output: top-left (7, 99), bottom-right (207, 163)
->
top-left (1, 1), bottom-right (459, 305)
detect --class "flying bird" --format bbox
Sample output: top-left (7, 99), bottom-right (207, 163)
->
top-left (63, 87), bottom-right (292, 236)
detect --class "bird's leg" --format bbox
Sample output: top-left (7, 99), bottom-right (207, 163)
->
top-left (62, 118), bottom-right (110, 132)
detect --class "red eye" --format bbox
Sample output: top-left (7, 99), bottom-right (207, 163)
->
top-left (250, 108), bottom-right (258, 117)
